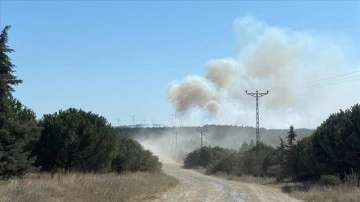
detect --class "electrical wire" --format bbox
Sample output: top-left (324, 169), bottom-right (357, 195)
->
top-left (272, 70), bottom-right (360, 91)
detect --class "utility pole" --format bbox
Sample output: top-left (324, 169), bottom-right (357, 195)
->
top-left (170, 113), bottom-right (177, 126)
top-left (245, 90), bottom-right (269, 145)
top-left (171, 113), bottom-right (178, 149)
top-left (116, 117), bottom-right (121, 127)
top-left (130, 114), bottom-right (135, 127)
top-left (174, 131), bottom-right (178, 149)
top-left (196, 128), bottom-right (207, 149)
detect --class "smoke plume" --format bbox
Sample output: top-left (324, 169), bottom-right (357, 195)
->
top-left (167, 15), bottom-right (360, 128)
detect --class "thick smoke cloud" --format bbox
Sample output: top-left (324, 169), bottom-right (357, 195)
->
top-left (167, 76), bottom-right (220, 114)
top-left (167, 15), bottom-right (359, 128)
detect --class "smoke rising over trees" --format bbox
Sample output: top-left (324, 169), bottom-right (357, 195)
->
top-left (167, 15), bottom-right (359, 128)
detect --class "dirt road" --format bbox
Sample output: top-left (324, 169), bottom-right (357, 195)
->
top-left (154, 157), bottom-right (301, 202)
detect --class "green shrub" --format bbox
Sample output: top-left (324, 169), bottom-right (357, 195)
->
top-left (320, 174), bottom-right (342, 185)
top-left (111, 137), bottom-right (162, 173)
top-left (184, 149), bottom-right (201, 168)
top-left (207, 155), bottom-right (236, 175)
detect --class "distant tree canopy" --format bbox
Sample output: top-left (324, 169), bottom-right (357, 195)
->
top-left (184, 104), bottom-right (360, 184)
top-left (0, 25), bottom-right (41, 179)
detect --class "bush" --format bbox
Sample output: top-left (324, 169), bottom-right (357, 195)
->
top-left (320, 175), bottom-right (342, 186)
top-left (183, 146), bottom-right (235, 169)
top-left (111, 137), bottom-right (162, 172)
top-left (207, 154), bottom-right (237, 175)
top-left (184, 149), bottom-right (201, 168)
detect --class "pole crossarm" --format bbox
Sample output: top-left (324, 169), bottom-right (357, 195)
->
top-left (246, 92), bottom-right (269, 97)
top-left (245, 90), bottom-right (269, 145)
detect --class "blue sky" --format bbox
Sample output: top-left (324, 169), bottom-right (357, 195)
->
top-left (1, 1), bottom-right (359, 127)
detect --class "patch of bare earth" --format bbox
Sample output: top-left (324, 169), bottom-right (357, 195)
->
top-left (0, 172), bottom-right (178, 202)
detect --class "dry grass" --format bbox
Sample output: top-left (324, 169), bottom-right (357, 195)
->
top-left (274, 182), bottom-right (360, 202)
top-left (198, 169), bottom-right (360, 202)
top-left (0, 172), bottom-right (178, 202)
top-left (230, 175), bottom-right (360, 202)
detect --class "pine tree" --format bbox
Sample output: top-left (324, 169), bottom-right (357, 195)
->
top-left (0, 26), bottom-right (40, 179)
top-left (278, 137), bottom-right (285, 161)
top-left (283, 126), bottom-right (299, 180)
top-left (239, 141), bottom-right (249, 152)
top-left (34, 108), bottom-right (118, 173)
top-left (249, 140), bottom-right (255, 148)
top-left (286, 125), bottom-right (297, 147)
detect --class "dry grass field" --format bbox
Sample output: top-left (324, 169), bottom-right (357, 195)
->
top-left (210, 171), bottom-right (360, 202)
top-left (277, 182), bottom-right (360, 202)
top-left (0, 172), bottom-right (178, 202)
top-left (234, 177), bottom-right (360, 202)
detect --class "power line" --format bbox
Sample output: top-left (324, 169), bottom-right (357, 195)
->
top-left (273, 70), bottom-right (360, 91)
top-left (276, 77), bottom-right (360, 91)
top-left (245, 90), bottom-right (269, 145)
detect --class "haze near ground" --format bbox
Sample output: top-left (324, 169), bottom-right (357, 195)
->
top-left (139, 137), bottom-right (301, 202)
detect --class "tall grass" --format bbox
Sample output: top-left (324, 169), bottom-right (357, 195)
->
top-left (0, 172), bottom-right (178, 202)
top-left (211, 171), bottom-right (360, 202)
top-left (284, 183), bottom-right (360, 202)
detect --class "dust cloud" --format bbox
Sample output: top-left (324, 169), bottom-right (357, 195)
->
top-left (167, 15), bottom-right (360, 129)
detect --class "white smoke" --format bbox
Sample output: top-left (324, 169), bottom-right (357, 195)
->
top-left (167, 15), bottom-right (360, 129)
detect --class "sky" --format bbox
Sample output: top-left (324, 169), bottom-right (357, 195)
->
top-left (1, 1), bottom-right (359, 128)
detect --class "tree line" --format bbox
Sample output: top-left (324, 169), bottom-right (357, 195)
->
top-left (0, 26), bottom-right (161, 179)
top-left (184, 104), bottom-right (360, 185)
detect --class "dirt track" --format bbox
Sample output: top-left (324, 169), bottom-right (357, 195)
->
top-left (154, 157), bottom-right (302, 202)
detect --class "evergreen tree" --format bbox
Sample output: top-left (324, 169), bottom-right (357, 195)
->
top-left (277, 136), bottom-right (286, 164)
top-left (283, 126), bottom-right (300, 180)
top-left (312, 104), bottom-right (360, 177)
top-left (286, 125), bottom-right (297, 147)
top-left (239, 141), bottom-right (249, 152)
top-left (34, 108), bottom-right (118, 173)
top-left (249, 139), bottom-right (255, 148)
top-left (278, 137), bottom-right (285, 151)
top-left (0, 26), bottom-right (40, 179)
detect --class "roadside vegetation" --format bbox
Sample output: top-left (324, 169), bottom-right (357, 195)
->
top-left (0, 172), bottom-right (178, 202)
top-left (184, 104), bottom-right (360, 201)
top-left (0, 25), bottom-right (178, 200)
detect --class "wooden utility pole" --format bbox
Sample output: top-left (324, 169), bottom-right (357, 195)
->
top-left (196, 128), bottom-right (207, 148)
